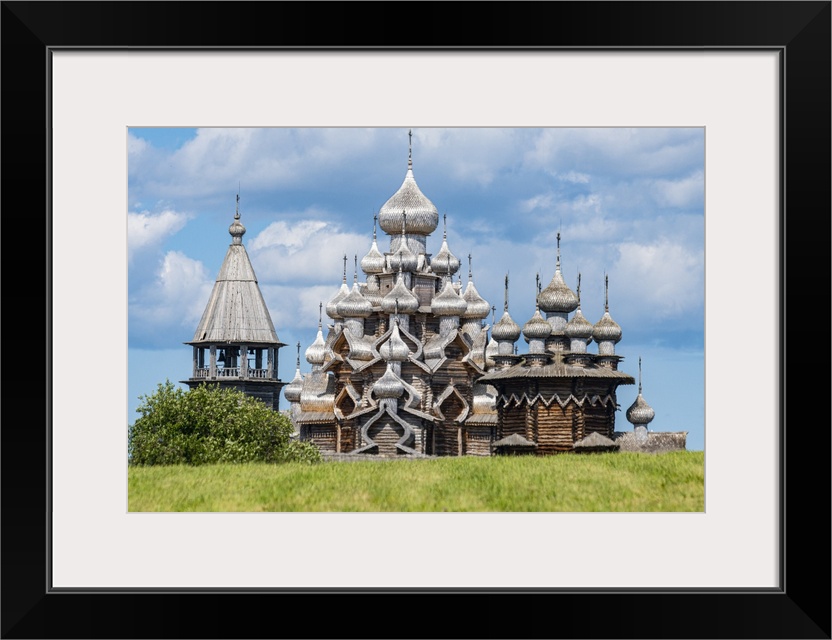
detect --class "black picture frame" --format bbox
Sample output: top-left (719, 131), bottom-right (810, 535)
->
top-left (3, 2), bottom-right (829, 638)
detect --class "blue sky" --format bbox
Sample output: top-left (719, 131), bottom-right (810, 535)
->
top-left (128, 127), bottom-right (705, 450)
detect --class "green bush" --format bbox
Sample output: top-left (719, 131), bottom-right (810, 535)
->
top-left (128, 381), bottom-right (322, 466)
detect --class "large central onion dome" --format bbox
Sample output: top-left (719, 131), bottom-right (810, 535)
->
top-left (377, 133), bottom-right (439, 236)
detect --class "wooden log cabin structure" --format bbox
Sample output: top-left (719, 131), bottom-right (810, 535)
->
top-left (182, 196), bottom-right (286, 409)
top-left (283, 133), bottom-right (653, 457)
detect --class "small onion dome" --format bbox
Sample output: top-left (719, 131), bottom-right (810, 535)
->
top-left (626, 393), bottom-right (656, 426)
top-left (283, 368), bottom-right (304, 403)
top-left (379, 322), bottom-right (410, 362)
top-left (565, 308), bottom-right (594, 340)
top-left (336, 282), bottom-right (373, 318)
top-left (538, 268), bottom-right (578, 314)
top-left (389, 238), bottom-right (419, 273)
top-left (326, 282), bottom-right (350, 320)
top-left (378, 165), bottom-right (439, 236)
top-left (305, 329), bottom-right (326, 366)
top-left (431, 280), bottom-right (468, 317)
top-left (485, 336), bottom-right (498, 367)
top-left (492, 311), bottom-right (522, 342)
top-left (373, 365), bottom-right (405, 399)
top-left (593, 311), bottom-right (622, 343)
top-left (360, 239), bottom-right (385, 275)
top-left (523, 308), bottom-right (553, 341)
top-left (229, 213), bottom-right (246, 244)
top-left (432, 240), bottom-right (460, 276)
top-left (381, 273), bottom-right (420, 314)
top-left (462, 281), bottom-right (490, 319)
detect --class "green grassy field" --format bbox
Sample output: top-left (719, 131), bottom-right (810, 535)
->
top-left (128, 451), bottom-right (704, 512)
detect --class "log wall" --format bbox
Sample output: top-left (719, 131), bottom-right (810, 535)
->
top-left (536, 403), bottom-right (576, 453)
top-left (366, 417), bottom-right (405, 456)
top-left (584, 403), bottom-right (613, 439)
top-left (309, 427), bottom-right (337, 453)
top-left (465, 426), bottom-right (493, 456)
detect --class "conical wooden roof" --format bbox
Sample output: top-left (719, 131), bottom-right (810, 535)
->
top-left (189, 212), bottom-right (282, 346)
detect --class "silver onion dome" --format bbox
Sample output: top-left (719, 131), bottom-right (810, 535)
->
top-left (593, 275), bottom-right (622, 343)
top-left (462, 255), bottom-right (491, 319)
top-left (336, 282), bottom-right (373, 318)
top-left (379, 321), bottom-right (410, 362)
top-left (537, 233), bottom-right (578, 314)
top-left (377, 133), bottom-right (439, 236)
top-left (283, 370), bottom-right (303, 404)
top-left (492, 311), bottom-right (521, 342)
top-left (325, 283), bottom-right (349, 320)
top-left (523, 306), bottom-right (553, 341)
top-left (305, 329), bottom-right (326, 366)
top-left (565, 308), bottom-right (594, 340)
top-left (485, 336), bottom-right (498, 367)
top-left (593, 312), bottom-right (622, 343)
top-left (325, 255), bottom-right (350, 320)
top-left (381, 271), bottom-right (420, 314)
top-left (373, 365), bottom-right (405, 399)
top-left (432, 279), bottom-right (468, 317)
top-left (627, 394), bottom-right (656, 425)
top-left (538, 268), bottom-right (578, 314)
top-left (305, 303), bottom-right (327, 366)
top-left (229, 215), bottom-right (246, 245)
top-left (626, 358), bottom-right (656, 426)
top-left (462, 285), bottom-right (490, 319)
top-left (431, 215), bottom-right (460, 275)
top-left (283, 342), bottom-right (304, 403)
top-left (389, 236), bottom-right (419, 273)
top-left (360, 220), bottom-right (385, 275)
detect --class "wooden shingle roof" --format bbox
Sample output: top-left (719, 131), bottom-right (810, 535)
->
top-left (189, 218), bottom-right (283, 346)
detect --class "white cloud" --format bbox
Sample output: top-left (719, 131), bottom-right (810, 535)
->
top-left (613, 238), bottom-right (704, 322)
top-left (249, 217), bottom-right (372, 285)
top-left (651, 170), bottom-right (704, 208)
top-left (129, 251), bottom-right (213, 346)
top-left (558, 170), bottom-right (591, 184)
top-left (127, 209), bottom-right (190, 259)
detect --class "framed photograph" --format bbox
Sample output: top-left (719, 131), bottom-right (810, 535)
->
top-left (4, 2), bottom-right (829, 638)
